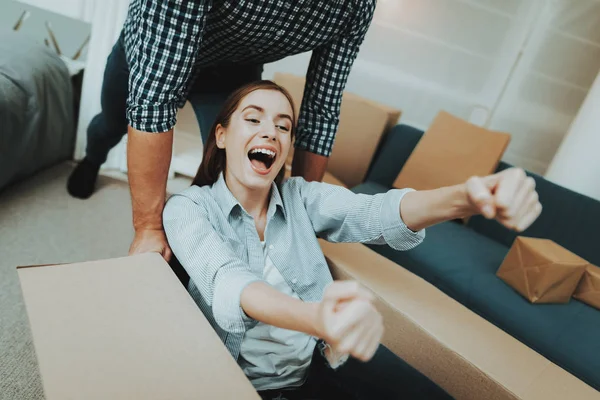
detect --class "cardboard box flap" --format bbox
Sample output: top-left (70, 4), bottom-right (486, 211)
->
top-left (320, 240), bottom-right (598, 400)
top-left (18, 253), bottom-right (259, 400)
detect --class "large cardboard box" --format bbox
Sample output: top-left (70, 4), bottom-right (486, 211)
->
top-left (273, 73), bottom-right (401, 188)
top-left (17, 253), bottom-right (260, 400)
top-left (320, 241), bottom-right (599, 400)
top-left (18, 249), bottom-right (599, 400)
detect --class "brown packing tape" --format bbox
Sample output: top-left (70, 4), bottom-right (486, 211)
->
top-left (393, 111), bottom-right (510, 191)
top-left (273, 73), bottom-right (401, 188)
top-left (574, 265), bottom-right (600, 310)
top-left (320, 240), bottom-right (598, 400)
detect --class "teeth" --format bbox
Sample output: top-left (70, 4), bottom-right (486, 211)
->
top-left (250, 148), bottom-right (276, 158)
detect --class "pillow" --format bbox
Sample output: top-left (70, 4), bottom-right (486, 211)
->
top-left (393, 111), bottom-right (510, 190)
top-left (273, 73), bottom-right (401, 188)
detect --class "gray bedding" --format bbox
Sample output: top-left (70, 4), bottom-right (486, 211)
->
top-left (0, 29), bottom-right (74, 192)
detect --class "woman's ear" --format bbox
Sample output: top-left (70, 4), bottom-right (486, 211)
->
top-left (215, 124), bottom-right (226, 149)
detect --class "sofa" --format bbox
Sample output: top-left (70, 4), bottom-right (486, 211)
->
top-left (352, 124), bottom-right (600, 392)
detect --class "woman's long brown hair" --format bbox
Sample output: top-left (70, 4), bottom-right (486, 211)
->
top-left (192, 80), bottom-right (296, 187)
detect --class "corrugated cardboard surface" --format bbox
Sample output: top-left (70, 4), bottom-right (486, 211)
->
top-left (497, 237), bottom-right (588, 303)
top-left (274, 73), bottom-right (401, 188)
top-left (574, 264), bottom-right (600, 310)
top-left (393, 111), bottom-right (511, 190)
top-left (17, 253), bottom-right (259, 400)
top-left (320, 240), bottom-right (599, 400)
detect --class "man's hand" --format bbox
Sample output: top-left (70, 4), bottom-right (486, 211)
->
top-left (316, 281), bottom-right (383, 362)
top-left (465, 167), bottom-right (542, 232)
top-left (129, 229), bottom-right (173, 261)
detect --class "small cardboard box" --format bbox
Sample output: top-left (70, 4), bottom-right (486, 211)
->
top-left (273, 73), bottom-right (401, 188)
top-left (497, 237), bottom-right (589, 304)
top-left (574, 264), bottom-right (600, 310)
top-left (393, 111), bottom-right (511, 191)
top-left (320, 240), bottom-right (599, 400)
top-left (17, 253), bottom-right (259, 400)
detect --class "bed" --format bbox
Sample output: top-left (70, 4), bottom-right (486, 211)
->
top-left (0, 29), bottom-right (75, 192)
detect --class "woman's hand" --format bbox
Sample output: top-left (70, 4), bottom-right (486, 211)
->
top-left (315, 281), bottom-right (383, 362)
top-left (465, 168), bottom-right (542, 232)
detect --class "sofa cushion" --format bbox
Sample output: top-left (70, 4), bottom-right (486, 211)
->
top-left (367, 221), bottom-right (600, 392)
top-left (468, 162), bottom-right (600, 266)
top-left (393, 111), bottom-right (510, 191)
top-left (351, 181), bottom-right (389, 196)
top-left (365, 124), bottom-right (424, 188)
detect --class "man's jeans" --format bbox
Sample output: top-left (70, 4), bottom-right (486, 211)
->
top-left (86, 34), bottom-right (263, 165)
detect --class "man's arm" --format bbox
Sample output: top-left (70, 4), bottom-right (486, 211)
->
top-left (125, 1), bottom-right (212, 259)
top-left (127, 127), bottom-right (173, 260)
top-left (292, 1), bottom-right (376, 181)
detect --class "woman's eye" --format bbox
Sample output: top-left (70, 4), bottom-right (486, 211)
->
top-left (277, 125), bottom-right (290, 132)
top-left (246, 118), bottom-right (260, 124)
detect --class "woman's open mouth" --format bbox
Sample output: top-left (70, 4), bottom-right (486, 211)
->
top-left (247, 146), bottom-right (277, 175)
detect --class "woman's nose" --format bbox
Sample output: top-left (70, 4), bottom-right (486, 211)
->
top-left (261, 124), bottom-right (277, 141)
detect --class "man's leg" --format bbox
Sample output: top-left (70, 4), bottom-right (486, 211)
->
top-left (187, 63), bottom-right (263, 144)
top-left (330, 345), bottom-right (454, 399)
top-left (67, 34), bottom-right (130, 198)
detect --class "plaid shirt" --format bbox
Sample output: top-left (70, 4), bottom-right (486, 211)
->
top-left (163, 174), bottom-right (425, 360)
top-left (122, 0), bottom-right (376, 156)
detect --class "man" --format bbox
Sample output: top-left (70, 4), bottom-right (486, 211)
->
top-left (67, 0), bottom-right (376, 261)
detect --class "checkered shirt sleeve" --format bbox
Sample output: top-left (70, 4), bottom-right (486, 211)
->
top-left (126, 0), bottom-right (212, 133)
top-left (295, 0), bottom-right (376, 156)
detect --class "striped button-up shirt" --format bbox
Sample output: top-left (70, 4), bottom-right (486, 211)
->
top-left (122, 0), bottom-right (376, 156)
top-left (163, 174), bottom-right (425, 360)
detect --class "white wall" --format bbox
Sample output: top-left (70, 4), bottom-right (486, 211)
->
top-left (545, 71), bottom-right (600, 201)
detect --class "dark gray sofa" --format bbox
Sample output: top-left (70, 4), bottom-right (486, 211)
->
top-left (353, 124), bottom-right (600, 392)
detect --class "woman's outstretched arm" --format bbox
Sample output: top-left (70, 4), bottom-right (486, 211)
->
top-left (241, 280), bottom-right (383, 362)
top-left (400, 168), bottom-right (542, 232)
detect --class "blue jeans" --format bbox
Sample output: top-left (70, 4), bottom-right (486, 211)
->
top-left (86, 34), bottom-right (263, 165)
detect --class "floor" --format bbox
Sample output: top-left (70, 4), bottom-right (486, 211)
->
top-left (0, 163), bottom-right (143, 399)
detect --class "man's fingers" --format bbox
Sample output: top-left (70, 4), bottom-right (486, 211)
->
top-left (163, 245), bottom-right (173, 262)
top-left (466, 176), bottom-right (495, 218)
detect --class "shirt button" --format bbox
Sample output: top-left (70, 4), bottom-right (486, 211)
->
top-left (277, 29), bottom-right (285, 37)
top-left (269, 245), bottom-right (274, 250)
top-left (291, 278), bottom-right (298, 284)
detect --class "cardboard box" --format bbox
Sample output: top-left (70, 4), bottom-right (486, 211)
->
top-left (320, 240), bottom-right (599, 400)
top-left (17, 253), bottom-right (260, 400)
top-left (273, 73), bottom-right (401, 188)
top-left (574, 264), bottom-right (600, 310)
top-left (393, 111), bottom-right (511, 191)
top-left (497, 237), bottom-right (589, 303)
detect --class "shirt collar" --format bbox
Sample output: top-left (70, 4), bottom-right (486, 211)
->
top-left (212, 173), bottom-right (286, 220)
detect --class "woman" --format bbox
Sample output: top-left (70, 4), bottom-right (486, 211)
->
top-left (163, 81), bottom-right (541, 399)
